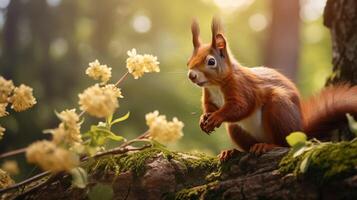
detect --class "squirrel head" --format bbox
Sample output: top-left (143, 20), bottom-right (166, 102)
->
top-left (187, 17), bottom-right (235, 87)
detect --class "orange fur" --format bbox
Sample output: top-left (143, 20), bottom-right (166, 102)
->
top-left (302, 84), bottom-right (357, 137)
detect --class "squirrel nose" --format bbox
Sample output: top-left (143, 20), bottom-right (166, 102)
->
top-left (188, 71), bottom-right (197, 81)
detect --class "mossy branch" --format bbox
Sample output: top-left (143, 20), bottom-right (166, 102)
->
top-left (1, 139), bottom-right (357, 200)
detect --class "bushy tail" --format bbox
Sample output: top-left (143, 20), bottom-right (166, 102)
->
top-left (302, 84), bottom-right (357, 137)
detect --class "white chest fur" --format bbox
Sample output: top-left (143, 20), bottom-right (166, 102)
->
top-left (206, 86), bottom-right (269, 143)
top-left (234, 109), bottom-right (268, 142)
top-left (206, 86), bottom-right (225, 108)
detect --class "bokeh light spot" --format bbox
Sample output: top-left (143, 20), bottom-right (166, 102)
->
top-left (213, 0), bottom-right (254, 12)
top-left (249, 13), bottom-right (268, 32)
top-left (132, 15), bottom-right (151, 33)
top-left (50, 38), bottom-right (68, 58)
top-left (300, 0), bottom-right (327, 22)
top-left (46, 0), bottom-right (61, 7)
top-left (0, 0), bottom-right (10, 9)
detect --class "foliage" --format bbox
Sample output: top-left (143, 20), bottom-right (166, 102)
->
top-left (0, 48), bottom-right (185, 192)
top-left (286, 131), bottom-right (307, 146)
top-left (280, 136), bottom-right (357, 183)
top-left (281, 116), bottom-right (357, 182)
top-left (346, 113), bottom-right (357, 136)
top-left (82, 113), bottom-right (129, 156)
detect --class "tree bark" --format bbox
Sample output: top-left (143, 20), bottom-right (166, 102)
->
top-left (324, 0), bottom-right (357, 85)
top-left (1, 147), bottom-right (356, 200)
top-left (323, 0), bottom-right (357, 139)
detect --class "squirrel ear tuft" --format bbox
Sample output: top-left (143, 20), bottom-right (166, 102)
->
top-left (211, 17), bottom-right (227, 51)
top-left (191, 19), bottom-right (201, 50)
top-left (211, 17), bottom-right (221, 34)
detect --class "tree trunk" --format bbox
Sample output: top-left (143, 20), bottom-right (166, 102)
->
top-left (323, 0), bottom-right (357, 139)
top-left (264, 0), bottom-right (300, 82)
top-left (324, 0), bottom-right (357, 85)
top-left (1, 0), bottom-right (21, 78)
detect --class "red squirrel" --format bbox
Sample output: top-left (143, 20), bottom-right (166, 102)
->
top-left (187, 18), bottom-right (357, 161)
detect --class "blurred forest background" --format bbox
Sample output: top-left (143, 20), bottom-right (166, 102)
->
top-left (0, 0), bottom-right (331, 181)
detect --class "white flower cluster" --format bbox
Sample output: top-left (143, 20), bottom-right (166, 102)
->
top-left (9, 84), bottom-right (37, 112)
top-left (45, 109), bottom-right (82, 145)
top-left (1, 160), bottom-right (19, 175)
top-left (0, 126), bottom-right (5, 140)
top-left (126, 48), bottom-right (160, 79)
top-left (145, 111), bottom-right (184, 144)
top-left (27, 109), bottom-right (82, 172)
top-left (86, 60), bottom-right (112, 83)
top-left (0, 76), bottom-right (36, 139)
top-left (78, 84), bottom-right (120, 118)
top-left (26, 140), bottom-right (79, 172)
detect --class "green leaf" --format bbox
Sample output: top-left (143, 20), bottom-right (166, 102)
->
top-left (346, 113), bottom-right (357, 136)
top-left (90, 125), bottom-right (99, 132)
top-left (88, 184), bottom-right (114, 200)
top-left (85, 146), bottom-right (99, 156)
top-left (110, 112), bottom-right (130, 126)
top-left (83, 124), bottom-right (125, 148)
top-left (106, 132), bottom-right (125, 141)
top-left (299, 154), bottom-right (311, 173)
top-left (292, 145), bottom-right (314, 157)
top-left (286, 132), bottom-right (307, 147)
top-left (292, 145), bottom-right (306, 158)
top-left (70, 167), bottom-right (88, 188)
top-left (97, 129), bottom-right (125, 141)
top-left (106, 114), bottom-right (113, 125)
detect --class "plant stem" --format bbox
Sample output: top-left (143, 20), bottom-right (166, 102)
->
top-left (78, 110), bottom-right (85, 118)
top-left (115, 71), bottom-right (129, 86)
top-left (0, 131), bottom-right (151, 194)
top-left (88, 144), bottom-right (151, 161)
top-left (0, 171), bottom-right (51, 194)
top-left (0, 147), bottom-right (27, 159)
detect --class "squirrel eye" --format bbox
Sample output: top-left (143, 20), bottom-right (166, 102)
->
top-left (207, 58), bottom-right (216, 66)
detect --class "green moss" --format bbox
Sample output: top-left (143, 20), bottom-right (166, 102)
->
top-left (172, 152), bottom-right (218, 172)
top-left (206, 152), bottom-right (245, 182)
top-left (88, 146), bottom-right (168, 177)
top-left (279, 139), bottom-right (357, 183)
top-left (169, 181), bottom-right (222, 200)
top-left (166, 153), bottom-right (245, 200)
top-left (173, 185), bottom-right (207, 200)
top-left (87, 146), bottom-right (219, 178)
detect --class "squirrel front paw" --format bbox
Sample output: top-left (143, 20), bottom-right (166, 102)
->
top-left (200, 113), bottom-right (223, 134)
top-left (199, 113), bottom-right (210, 133)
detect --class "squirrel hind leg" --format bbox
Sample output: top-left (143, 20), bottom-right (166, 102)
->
top-left (227, 124), bottom-right (258, 152)
top-left (262, 95), bottom-right (303, 146)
